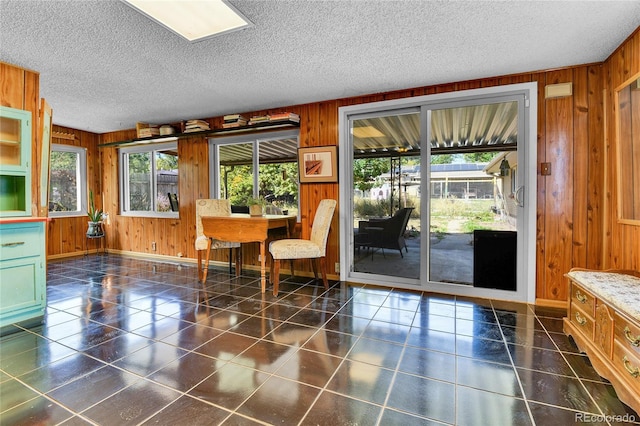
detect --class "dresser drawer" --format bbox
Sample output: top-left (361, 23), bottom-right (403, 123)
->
top-left (0, 224), bottom-right (41, 261)
top-left (614, 312), bottom-right (640, 357)
top-left (570, 282), bottom-right (595, 316)
top-left (613, 340), bottom-right (640, 392)
top-left (570, 303), bottom-right (594, 339)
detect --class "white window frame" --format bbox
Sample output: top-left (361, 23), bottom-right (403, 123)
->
top-left (339, 82), bottom-right (538, 304)
top-left (208, 129), bottom-right (300, 212)
top-left (118, 141), bottom-right (179, 218)
top-left (48, 144), bottom-right (87, 217)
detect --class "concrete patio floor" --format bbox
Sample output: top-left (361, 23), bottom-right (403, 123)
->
top-left (353, 232), bottom-right (474, 284)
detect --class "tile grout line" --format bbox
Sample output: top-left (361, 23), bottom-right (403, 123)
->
top-left (533, 308), bottom-right (611, 423)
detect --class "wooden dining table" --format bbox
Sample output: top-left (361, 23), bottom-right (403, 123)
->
top-left (200, 214), bottom-right (296, 293)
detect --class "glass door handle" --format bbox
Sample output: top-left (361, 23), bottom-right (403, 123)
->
top-left (514, 186), bottom-right (524, 208)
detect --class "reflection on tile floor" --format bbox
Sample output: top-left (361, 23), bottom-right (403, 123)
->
top-left (1, 255), bottom-right (638, 425)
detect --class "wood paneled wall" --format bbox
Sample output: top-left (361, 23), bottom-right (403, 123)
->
top-left (46, 125), bottom-right (101, 257)
top-left (603, 28), bottom-right (640, 271)
top-left (44, 26), bottom-right (640, 303)
top-left (0, 61), bottom-right (40, 217)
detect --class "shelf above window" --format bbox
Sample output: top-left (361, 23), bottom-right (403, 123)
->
top-left (99, 120), bottom-right (300, 148)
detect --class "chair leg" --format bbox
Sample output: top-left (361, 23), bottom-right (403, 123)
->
top-left (319, 257), bottom-right (329, 289)
top-left (273, 259), bottom-right (281, 296)
top-left (197, 250), bottom-right (203, 281)
top-left (202, 240), bottom-right (212, 284)
top-left (311, 258), bottom-right (318, 279)
top-left (269, 253), bottom-right (274, 283)
top-left (228, 248), bottom-right (233, 274)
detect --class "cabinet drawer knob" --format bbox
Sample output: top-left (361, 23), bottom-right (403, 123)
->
top-left (622, 356), bottom-right (640, 378)
top-left (624, 327), bottom-right (640, 347)
top-left (575, 312), bottom-right (587, 326)
top-left (1, 241), bottom-right (25, 247)
top-left (575, 290), bottom-right (587, 304)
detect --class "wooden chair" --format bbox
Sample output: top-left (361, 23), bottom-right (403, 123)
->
top-left (268, 199), bottom-right (336, 296)
top-left (195, 199), bottom-right (241, 282)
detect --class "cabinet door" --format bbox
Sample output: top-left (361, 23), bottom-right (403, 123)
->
top-left (0, 257), bottom-right (44, 325)
top-left (0, 106), bottom-right (31, 171)
top-left (0, 106), bottom-right (32, 216)
top-left (0, 221), bottom-right (46, 330)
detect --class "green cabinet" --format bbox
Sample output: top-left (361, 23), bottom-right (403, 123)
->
top-left (0, 106), bottom-right (32, 217)
top-left (0, 220), bottom-right (46, 333)
top-left (0, 105), bottom-right (45, 334)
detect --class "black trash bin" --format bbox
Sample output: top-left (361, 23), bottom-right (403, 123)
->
top-left (473, 230), bottom-right (517, 291)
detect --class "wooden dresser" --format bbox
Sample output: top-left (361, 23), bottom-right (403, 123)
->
top-left (564, 268), bottom-right (640, 414)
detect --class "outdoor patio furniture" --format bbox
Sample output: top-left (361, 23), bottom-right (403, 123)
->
top-left (354, 226), bottom-right (382, 260)
top-left (231, 205), bottom-right (250, 214)
top-left (358, 207), bottom-right (414, 258)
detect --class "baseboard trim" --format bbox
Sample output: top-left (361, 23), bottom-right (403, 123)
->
top-left (48, 250), bottom-right (93, 260)
top-left (47, 250), bottom-right (339, 281)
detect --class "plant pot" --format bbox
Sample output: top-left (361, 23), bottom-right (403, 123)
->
top-left (87, 221), bottom-right (104, 237)
top-left (249, 205), bottom-right (263, 217)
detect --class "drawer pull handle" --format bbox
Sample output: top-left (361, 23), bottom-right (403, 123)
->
top-left (623, 327), bottom-right (640, 347)
top-left (1, 241), bottom-right (25, 247)
top-left (622, 356), bottom-right (640, 378)
top-left (575, 291), bottom-right (587, 304)
top-left (575, 312), bottom-right (587, 326)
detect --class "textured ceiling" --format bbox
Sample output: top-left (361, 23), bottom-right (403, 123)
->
top-left (1, 0), bottom-right (639, 134)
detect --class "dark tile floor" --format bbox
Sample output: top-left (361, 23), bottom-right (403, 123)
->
top-left (1, 255), bottom-right (638, 425)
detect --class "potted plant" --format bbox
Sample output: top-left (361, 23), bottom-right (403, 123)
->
top-left (87, 190), bottom-right (104, 237)
top-left (246, 196), bottom-right (265, 217)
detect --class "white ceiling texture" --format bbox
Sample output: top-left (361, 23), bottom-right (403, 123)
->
top-left (1, 0), bottom-right (639, 137)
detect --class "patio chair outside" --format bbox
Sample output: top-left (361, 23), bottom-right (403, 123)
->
top-left (359, 207), bottom-right (414, 257)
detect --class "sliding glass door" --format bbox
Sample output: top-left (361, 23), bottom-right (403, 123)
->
top-left (427, 101), bottom-right (519, 291)
top-left (351, 111), bottom-right (421, 280)
top-left (340, 84), bottom-right (536, 303)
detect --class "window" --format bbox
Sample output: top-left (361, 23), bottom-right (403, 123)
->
top-left (119, 142), bottom-right (179, 217)
top-left (209, 130), bottom-right (299, 215)
top-left (48, 144), bottom-right (87, 217)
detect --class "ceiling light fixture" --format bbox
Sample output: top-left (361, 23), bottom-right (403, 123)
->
top-left (123, 0), bottom-right (253, 42)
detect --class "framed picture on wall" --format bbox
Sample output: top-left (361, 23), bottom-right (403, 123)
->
top-left (298, 146), bottom-right (338, 183)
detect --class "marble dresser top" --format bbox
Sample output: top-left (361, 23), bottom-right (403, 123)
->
top-left (568, 270), bottom-right (640, 322)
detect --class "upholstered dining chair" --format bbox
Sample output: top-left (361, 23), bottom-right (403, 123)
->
top-left (268, 199), bottom-right (337, 296)
top-left (195, 199), bottom-right (242, 283)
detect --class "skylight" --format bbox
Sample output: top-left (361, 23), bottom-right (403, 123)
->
top-left (123, 0), bottom-right (253, 42)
